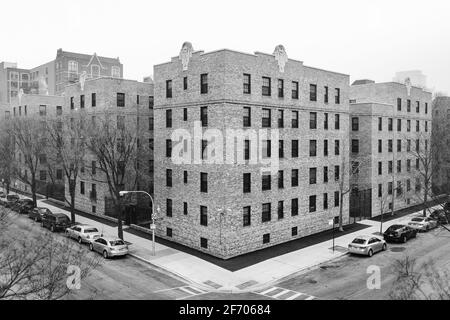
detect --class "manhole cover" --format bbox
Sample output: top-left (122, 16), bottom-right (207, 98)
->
top-left (390, 247), bottom-right (406, 252)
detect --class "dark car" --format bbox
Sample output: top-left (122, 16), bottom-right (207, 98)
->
top-left (443, 202), bottom-right (450, 213)
top-left (18, 199), bottom-right (35, 214)
top-left (429, 209), bottom-right (449, 225)
top-left (28, 207), bottom-right (52, 222)
top-left (383, 224), bottom-right (418, 243)
top-left (10, 199), bottom-right (26, 212)
top-left (5, 194), bottom-right (20, 208)
top-left (41, 212), bottom-right (72, 232)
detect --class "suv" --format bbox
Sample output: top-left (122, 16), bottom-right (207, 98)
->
top-left (17, 199), bottom-right (35, 214)
top-left (41, 212), bottom-right (72, 232)
top-left (429, 209), bottom-right (449, 225)
top-left (29, 207), bottom-right (52, 222)
top-left (383, 224), bottom-right (418, 243)
top-left (5, 194), bottom-right (20, 208)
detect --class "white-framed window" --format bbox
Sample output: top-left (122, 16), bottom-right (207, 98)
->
top-left (91, 65), bottom-right (100, 77)
top-left (68, 61), bottom-right (78, 73)
top-left (111, 66), bottom-right (120, 78)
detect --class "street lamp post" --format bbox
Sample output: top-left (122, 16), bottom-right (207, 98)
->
top-left (119, 190), bottom-right (159, 256)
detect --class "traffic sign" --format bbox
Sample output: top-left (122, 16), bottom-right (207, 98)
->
top-left (150, 224), bottom-right (156, 230)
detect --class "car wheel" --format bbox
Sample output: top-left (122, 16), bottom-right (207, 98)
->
top-left (89, 243), bottom-right (94, 251)
top-left (103, 251), bottom-right (108, 259)
top-left (78, 237), bottom-right (82, 244)
top-left (402, 236), bottom-right (407, 243)
top-left (368, 249), bottom-right (373, 257)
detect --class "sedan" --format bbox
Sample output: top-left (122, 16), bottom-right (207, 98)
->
top-left (383, 224), bottom-right (417, 243)
top-left (18, 199), bottom-right (35, 214)
top-left (408, 216), bottom-right (438, 231)
top-left (28, 207), bottom-right (52, 222)
top-left (89, 237), bottom-right (129, 259)
top-left (5, 194), bottom-right (20, 208)
top-left (66, 225), bottom-right (102, 244)
top-left (348, 235), bottom-right (387, 257)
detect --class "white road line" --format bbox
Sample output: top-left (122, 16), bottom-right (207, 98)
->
top-left (272, 289), bottom-right (291, 299)
top-left (179, 286), bottom-right (199, 295)
top-left (187, 286), bottom-right (207, 294)
top-left (285, 292), bottom-right (303, 300)
top-left (305, 296), bottom-right (315, 300)
top-left (259, 287), bottom-right (279, 295)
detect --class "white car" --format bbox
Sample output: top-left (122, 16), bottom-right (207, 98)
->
top-left (408, 216), bottom-right (438, 232)
top-left (66, 224), bottom-right (102, 244)
top-left (89, 237), bottom-right (129, 259)
top-left (348, 235), bottom-right (387, 257)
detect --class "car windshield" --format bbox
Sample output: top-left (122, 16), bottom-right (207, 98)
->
top-left (387, 225), bottom-right (401, 231)
top-left (7, 195), bottom-right (19, 200)
top-left (57, 216), bottom-right (69, 222)
top-left (84, 228), bottom-right (99, 233)
top-left (411, 218), bottom-right (424, 222)
top-left (352, 238), bottom-right (366, 244)
top-left (109, 240), bottom-right (125, 246)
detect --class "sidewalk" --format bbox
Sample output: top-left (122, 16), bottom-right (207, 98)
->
top-left (9, 189), bottom-right (440, 293)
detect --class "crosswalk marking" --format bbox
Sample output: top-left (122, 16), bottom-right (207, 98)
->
top-left (254, 286), bottom-right (317, 301)
top-left (286, 292), bottom-right (303, 300)
top-left (272, 289), bottom-right (291, 298)
top-left (259, 287), bottom-right (279, 295)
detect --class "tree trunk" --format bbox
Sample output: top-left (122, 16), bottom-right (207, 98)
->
top-left (423, 185), bottom-right (428, 217)
top-left (116, 201), bottom-right (123, 240)
top-left (31, 175), bottom-right (37, 207)
top-left (69, 180), bottom-right (76, 224)
top-left (339, 192), bottom-right (344, 232)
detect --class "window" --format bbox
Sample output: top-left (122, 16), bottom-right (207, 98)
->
top-left (90, 93), bottom-right (96, 107)
top-left (148, 117), bottom-right (154, 130)
top-left (243, 74), bottom-right (251, 94)
top-left (200, 107), bottom-right (208, 127)
top-left (277, 110), bottom-right (284, 128)
top-left (166, 169), bottom-right (172, 187)
top-left (425, 121), bottom-right (428, 132)
top-left (388, 161), bottom-right (393, 174)
top-left (244, 140), bottom-right (250, 160)
top-left (388, 140), bottom-right (393, 153)
top-left (117, 115), bottom-right (125, 130)
top-left (166, 80), bottom-right (172, 98)
top-left (56, 105), bottom-right (62, 116)
top-left (262, 203), bottom-right (271, 222)
top-left (310, 112), bottom-right (317, 129)
top-left (378, 162), bottom-right (382, 175)
top-left (309, 195), bottom-right (317, 213)
top-left (262, 108), bottom-right (271, 127)
top-left (279, 140), bottom-right (284, 158)
top-left (324, 166), bottom-right (329, 183)
top-left (378, 140), bottom-right (382, 153)
top-left (243, 207), bottom-right (251, 227)
top-left (378, 184), bottom-right (382, 198)
top-left (291, 140), bottom-right (299, 158)
top-left (243, 173), bottom-right (251, 193)
top-left (425, 103), bottom-right (428, 114)
top-left (292, 81), bottom-right (299, 99)
top-left (263, 140), bottom-right (271, 158)
top-left (397, 181), bottom-right (403, 196)
top-left (335, 140), bottom-right (340, 155)
top-left (56, 169), bottom-right (63, 180)
top-left (397, 139), bottom-right (402, 152)
top-left (68, 61), bottom-right (78, 73)
top-left (184, 171), bottom-right (188, 184)
top-left (149, 96), bottom-right (154, 108)
top-left (352, 117), bottom-right (359, 131)
top-left (183, 77), bottom-right (188, 90)
top-left (200, 173), bottom-right (208, 193)
top-left (324, 86), bottom-right (329, 103)
top-left (397, 160), bottom-right (402, 173)
top-left (80, 181), bottom-right (85, 195)
top-left (200, 237), bottom-right (208, 249)
top-left (166, 140), bottom-right (172, 157)
top-left (324, 140), bottom-right (328, 156)
top-left (183, 108), bottom-right (188, 121)
top-left (310, 140), bottom-right (317, 157)
top-left (407, 99), bottom-right (411, 112)
top-left (388, 118), bottom-right (393, 131)
top-left (262, 174), bottom-right (271, 191)
top-left (323, 193), bottom-right (328, 209)
top-left (278, 79), bottom-right (284, 98)
top-left (292, 227), bottom-right (298, 236)
top-left (335, 114), bottom-right (340, 130)
top-left (200, 206), bottom-right (208, 226)
top-left (310, 84), bottom-right (317, 101)
top-left (292, 111), bottom-right (299, 128)
top-left (201, 139), bottom-right (208, 160)
top-left (351, 139), bottom-right (359, 154)
top-left (309, 168), bottom-right (317, 184)
top-left (407, 179), bottom-right (411, 192)
top-left (397, 119), bottom-right (402, 132)
top-left (378, 117), bottom-right (382, 131)
top-left (200, 74), bottom-right (208, 94)
top-left (407, 159), bottom-right (411, 172)
top-left (334, 191), bottom-right (340, 207)
top-left (335, 88), bottom-right (340, 104)
top-left (39, 105), bottom-right (46, 116)
top-left (166, 228), bottom-right (172, 237)
top-left (407, 140), bottom-right (411, 152)
top-left (277, 170), bottom-right (284, 189)
top-left (291, 198), bottom-right (299, 216)
top-left (416, 139), bottom-right (420, 152)
top-left (407, 120), bottom-right (411, 132)
top-left (416, 101), bottom-right (420, 113)
top-left (263, 234), bottom-right (270, 244)
top-left (262, 77), bottom-right (271, 96)
top-left (111, 66), bottom-right (120, 78)
top-left (335, 165), bottom-right (340, 181)
top-left (136, 95), bottom-right (140, 105)
top-left (397, 98), bottom-right (402, 111)
top-left (278, 201), bottom-right (284, 219)
top-left (324, 113), bottom-right (329, 130)
top-left (243, 107), bottom-right (251, 127)
top-left (291, 169), bottom-right (299, 187)
top-left (40, 170), bottom-right (47, 181)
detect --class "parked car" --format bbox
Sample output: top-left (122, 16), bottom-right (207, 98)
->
top-left (0, 193), bottom-right (7, 206)
top-left (11, 198), bottom-right (30, 212)
top-left (18, 199), bottom-right (35, 214)
top-left (429, 209), bottom-right (449, 225)
top-left (383, 224), bottom-right (418, 243)
top-left (66, 225), bottom-right (102, 244)
top-left (89, 236), bottom-right (129, 259)
top-left (348, 235), bottom-right (387, 257)
top-left (443, 202), bottom-right (450, 213)
top-left (28, 207), bottom-right (52, 222)
top-left (5, 194), bottom-right (20, 208)
top-left (41, 212), bottom-right (72, 232)
top-left (408, 216), bottom-right (438, 231)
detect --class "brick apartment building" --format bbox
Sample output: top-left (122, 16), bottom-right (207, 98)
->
top-left (153, 43), bottom-right (350, 259)
top-left (63, 77), bottom-right (154, 221)
top-left (432, 96), bottom-right (450, 193)
top-left (349, 80), bottom-right (432, 219)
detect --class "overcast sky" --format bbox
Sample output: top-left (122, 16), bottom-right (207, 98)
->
top-left (1, 0), bottom-right (449, 94)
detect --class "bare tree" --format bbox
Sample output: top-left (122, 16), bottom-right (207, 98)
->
top-left (44, 113), bottom-right (88, 223)
top-left (0, 119), bottom-right (16, 194)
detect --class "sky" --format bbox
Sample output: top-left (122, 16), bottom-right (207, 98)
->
top-left (1, 0), bottom-right (449, 94)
